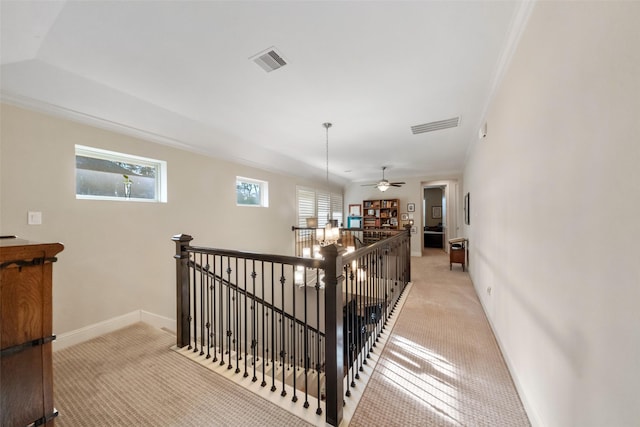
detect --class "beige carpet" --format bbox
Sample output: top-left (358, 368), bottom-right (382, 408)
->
top-left (53, 250), bottom-right (529, 426)
top-left (53, 322), bottom-right (313, 427)
top-left (349, 249), bottom-right (530, 426)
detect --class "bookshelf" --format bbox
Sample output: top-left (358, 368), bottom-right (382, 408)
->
top-left (363, 199), bottom-right (400, 229)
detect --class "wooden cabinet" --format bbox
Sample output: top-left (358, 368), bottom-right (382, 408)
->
top-left (448, 238), bottom-right (467, 271)
top-left (1, 237), bottom-right (64, 427)
top-left (362, 199), bottom-right (400, 244)
top-left (362, 199), bottom-right (400, 229)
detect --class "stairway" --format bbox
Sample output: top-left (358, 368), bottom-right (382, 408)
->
top-left (173, 342), bottom-right (328, 425)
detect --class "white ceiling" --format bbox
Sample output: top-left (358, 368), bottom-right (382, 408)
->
top-left (0, 1), bottom-right (530, 186)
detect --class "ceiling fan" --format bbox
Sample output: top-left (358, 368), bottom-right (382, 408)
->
top-left (361, 167), bottom-right (406, 192)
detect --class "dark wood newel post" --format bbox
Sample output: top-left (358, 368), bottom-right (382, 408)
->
top-left (172, 234), bottom-right (193, 348)
top-left (321, 244), bottom-right (345, 427)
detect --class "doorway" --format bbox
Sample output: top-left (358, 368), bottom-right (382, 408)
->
top-left (423, 186), bottom-right (446, 250)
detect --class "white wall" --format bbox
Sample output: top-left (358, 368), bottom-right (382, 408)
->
top-left (0, 104), bottom-right (339, 335)
top-left (464, 2), bottom-right (640, 426)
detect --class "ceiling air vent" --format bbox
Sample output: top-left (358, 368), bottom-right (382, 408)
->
top-left (411, 116), bottom-right (460, 135)
top-left (250, 47), bottom-right (287, 73)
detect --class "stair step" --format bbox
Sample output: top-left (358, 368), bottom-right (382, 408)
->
top-left (184, 342), bottom-right (326, 399)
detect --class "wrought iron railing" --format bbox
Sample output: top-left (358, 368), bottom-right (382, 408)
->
top-left (292, 226), bottom-right (401, 257)
top-left (173, 227), bottom-right (411, 426)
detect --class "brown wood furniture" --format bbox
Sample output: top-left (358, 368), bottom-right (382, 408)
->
top-left (1, 237), bottom-right (64, 427)
top-left (362, 199), bottom-right (400, 230)
top-left (448, 237), bottom-right (467, 271)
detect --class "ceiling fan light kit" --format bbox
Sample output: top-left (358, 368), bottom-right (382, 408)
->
top-left (362, 167), bottom-right (406, 192)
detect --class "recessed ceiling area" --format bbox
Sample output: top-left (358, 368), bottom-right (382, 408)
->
top-left (0, 1), bottom-right (530, 185)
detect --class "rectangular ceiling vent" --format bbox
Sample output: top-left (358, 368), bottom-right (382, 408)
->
top-left (251, 47), bottom-right (287, 73)
top-left (411, 116), bottom-right (460, 135)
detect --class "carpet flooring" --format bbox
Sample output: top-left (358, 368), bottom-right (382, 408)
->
top-left (52, 323), bottom-right (312, 427)
top-left (53, 249), bottom-right (530, 426)
top-left (349, 249), bottom-right (530, 426)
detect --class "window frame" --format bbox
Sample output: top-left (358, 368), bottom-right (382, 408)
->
top-left (75, 145), bottom-right (167, 203)
top-left (296, 186), bottom-right (343, 228)
top-left (236, 176), bottom-right (269, 207)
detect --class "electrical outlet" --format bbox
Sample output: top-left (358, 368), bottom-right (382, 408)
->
top-left (28, 211), bottom-right (42, 225)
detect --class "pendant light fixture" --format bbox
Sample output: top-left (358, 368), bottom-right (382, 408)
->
top-left (317, 122), bottom-right (339, 246)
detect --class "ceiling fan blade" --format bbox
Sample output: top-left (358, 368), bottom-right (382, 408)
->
top-left (390, 182), bottom-right (406, 185)
top-left (360, 183), bottom-right (377, 187)
top-left (390, 184), bottom-right (402, 187)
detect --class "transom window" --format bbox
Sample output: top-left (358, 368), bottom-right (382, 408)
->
top-left (75, 145), bottom-right (167, 202)
top-left (236, 176), bottom-right (269, 207)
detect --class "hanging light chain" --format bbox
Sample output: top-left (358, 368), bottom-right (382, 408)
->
top-left (323, 122), bottom-right (332, 183)
top-left (322, 122), bottom-right (333, 223)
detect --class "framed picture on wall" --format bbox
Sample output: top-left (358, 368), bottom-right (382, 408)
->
top-left (432, 206), bottom-right (442, 219)
top-left (407, 203), bottom-right (415, 212)
top-left (400, 213), bottom-right (409, 221)
top-left (464, 193), bottom-right (470, 225)
top-left (349, 204), bottom-right (362, 217)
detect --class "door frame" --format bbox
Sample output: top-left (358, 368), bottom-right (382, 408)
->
top-left (422, 180), bottom-right (459, 253)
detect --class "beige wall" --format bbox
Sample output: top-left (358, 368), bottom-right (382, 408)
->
top-left (0, 104), bottom-right (338, 335)
top-left (464, 2), bottom-right (640, 426)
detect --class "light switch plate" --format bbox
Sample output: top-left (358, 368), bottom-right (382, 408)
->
top-left (28, 211), bottom-right (42, 225)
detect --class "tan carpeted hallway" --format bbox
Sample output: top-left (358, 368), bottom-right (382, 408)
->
top-left (349, 248), bottom-right (530, 426)
top-left (53, 249), bottom-right (529, 426)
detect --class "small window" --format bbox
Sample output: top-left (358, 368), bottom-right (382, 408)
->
top-left (236, 176), bottom-right (268, 207)
top-left (75, 145), bottom-right (167, 202)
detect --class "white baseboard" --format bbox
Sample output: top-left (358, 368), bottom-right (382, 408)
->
top-left (473, 281), bottom-right (542, 427)
top-left (54, 310), bottom-right (176, 351)
top-left (140, 310), bottom-right (175, 333)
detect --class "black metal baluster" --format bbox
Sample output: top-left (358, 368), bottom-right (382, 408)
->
top-left (347, 263), bottom-right (354, 394)
top-left (243, 260), bottom-right (248, 378)
top-left (364, 252), bottom-right (371, 356)
top-left (291, 264), bottom-right (298, 403)
top-left (303, 267), bottom-right (310, 409)
top-left (378, 248), bottom-right (385, 339)
top-left (382, 249), bottom-right (388, 332)
top-left (361, 253), bottom-right (367, 368)
top-left (205, 256), bottom-right (211, 359)
top-left (371, 251), bottom-right (379, 350)
top-left (270, 262), bottom-right (276, 392)
top-left (219, 255), bottom-right (226, 366)
top-left (234, 257), bottom-right (240, 373)
top-left (298, 324), bottom-right (303, 371)
top-left (279, 265), bottom-right (287, 397)
top-left (352, 259), bottom-right (360, 381)
top-left (355, 257), bottom-right (361, 376)
top-left (199, 252), bottom-right (205, 356)
top-left (261, 261), bottom-right (267, 387)
top-left (361, 253), bottom-right (367, 358)
top-left (226, 257), bottom-right (233, 370)
top-left (191, 253), bottom-right (197, 352)
top-left (251, 260), bottom-right (258, 382)
top-left (212, 254), bottom-right (218, 363)
top-left (363, 253), bottom-right (370, 363)
top-left (315, 267), bottom-right (322, 415)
